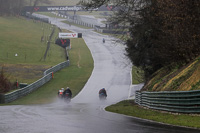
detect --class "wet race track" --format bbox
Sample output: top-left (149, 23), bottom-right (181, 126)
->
top-left (0, 15), bottom-right (200, 133)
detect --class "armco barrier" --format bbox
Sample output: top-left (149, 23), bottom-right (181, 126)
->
top-left (135, 90), bottom-right (200, 113)
top-left (44, 60), bottom-right (69, 75)
top-left (25, 12), bottom-right (49, 23)
top-left (0, 61), bottom-right (69, 103)
top-left (2, 73), bottom-right (52, 103)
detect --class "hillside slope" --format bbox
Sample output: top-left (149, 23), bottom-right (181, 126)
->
top-left (142, 56), bottom-right (200, 92)
top-left (0, 16), bottom-right (66, 83)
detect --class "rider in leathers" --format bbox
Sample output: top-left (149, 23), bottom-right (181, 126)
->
top-left (63, 87), bottom-right (72, 98)
top-left (99, 88), bottom-right (107, 97)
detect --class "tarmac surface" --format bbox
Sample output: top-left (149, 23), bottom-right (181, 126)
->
top-left (0, 15), bottom-right (199, 133)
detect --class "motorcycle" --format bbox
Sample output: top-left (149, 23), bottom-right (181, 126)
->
top-left (58, 93), bottom-right (63, 99)
top-left (63, 93), bottom-right (71, 103)
top-left (99, 93), bottom-right (107, 100)
top-left (58, 91), bottom-right (64, 99)
top-left (103, 38), bottom-right (105, 43)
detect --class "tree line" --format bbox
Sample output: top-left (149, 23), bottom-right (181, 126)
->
top-left (0, 0), bottom-right (25, 15)
top-left (80, 0), bottom-right (200, 81)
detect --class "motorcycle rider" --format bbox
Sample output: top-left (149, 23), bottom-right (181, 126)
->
top-left (102, 38), bottom-right (105, 43)
top-left (99, 88), bottom-right (107, 97)
top-left (63, 87), bottom-right (72, 99)
top-left (58, 88), bottom-right (64, 98)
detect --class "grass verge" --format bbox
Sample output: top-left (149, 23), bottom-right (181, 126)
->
top-left (0, 16), bottom-right (66, 83)
top-left (132, 66), bottom-right (144, 84)
top-left (0, 17), bottom-right (64, 65)
top-left (5, 38), bottom-right (93, 105)
top-left (105, 100), bottom-right (200, 129)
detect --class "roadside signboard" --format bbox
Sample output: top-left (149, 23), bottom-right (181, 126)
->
top-left (59, 33), bottom-right (82, 38)
top-left (55, 39), bottom-right (70, 48)
top-left (23, 5), bottom-right (118, 12)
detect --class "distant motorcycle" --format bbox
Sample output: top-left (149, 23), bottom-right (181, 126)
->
top-left (99, 88), bottom-right (107, 100)
top-left (99, 93), bottom-right (107, 100)
top-left (102, 38), bottom-right (105, 43)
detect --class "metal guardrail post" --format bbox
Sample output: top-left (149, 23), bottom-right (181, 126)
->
top-left (135, 91), bottom-right (142, 105)
top-left (135, 91), bottom-right (138, 104)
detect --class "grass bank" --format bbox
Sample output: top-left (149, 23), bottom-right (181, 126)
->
top-left (132, 66), bottom-right (144, 84)
top-left (106, 59), bottom-right (200, 129)
top-left (7, 38), bottom-right (93, 105)
top-left (106, 100), bottom-right (200, 129)
top-left (142, 57), bottom-right (200, 91)
top-left (0, 16), bottom-right (66, 84)
top-left (0, 17), bottom-right (63, 65)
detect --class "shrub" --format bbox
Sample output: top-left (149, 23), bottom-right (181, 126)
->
top-left (0, 68), bottom-right (15, 93)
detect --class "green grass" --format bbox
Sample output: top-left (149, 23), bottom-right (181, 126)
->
top-left (106, 100), bottom-right (200, 129)
top-left (132, 66), bottom-right (144, 84)
top-left (0, 16), bottom-right (66, 83)
top-left (0, 17), bottom-right (65, 65)
top-left (7, 38), bottom-right (94, 105)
